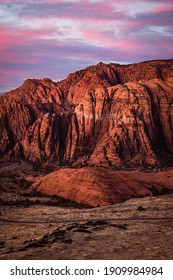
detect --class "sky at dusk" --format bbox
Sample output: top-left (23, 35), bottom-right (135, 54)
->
top-left (0, 0), bottom-right (173, 93)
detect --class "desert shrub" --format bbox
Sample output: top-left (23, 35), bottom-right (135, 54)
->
top-left (19, 179), bottom-right (33, 189)
top-left (160, 187), bottom-right (173, 195)
top-left (43, 195), bottom-right (91, 209)
top-left (22, 189), bottom-right (50, 197)
top-left (136, 194), bottom-right (144, 198)
top-left (137, 205), bottom-right (145, 211)
top-left (151, 186), bottom-right (173, 196)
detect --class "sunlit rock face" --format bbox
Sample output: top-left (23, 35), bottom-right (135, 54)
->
top-left (0, 59), bottom-right (173, 167)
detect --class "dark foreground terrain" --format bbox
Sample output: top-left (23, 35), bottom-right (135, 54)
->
top-left (0, 162), bottom-right (173, 260)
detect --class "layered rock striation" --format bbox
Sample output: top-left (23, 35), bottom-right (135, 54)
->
top-left (0, 59), bottom-right (173, 167)
top-left (32, 167), bottom-right (173, 206)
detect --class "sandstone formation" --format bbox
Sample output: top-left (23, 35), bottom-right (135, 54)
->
top-left (32, 167), bottom-right (173, 206)
top-left (0, 59), bottom-right (173, 167)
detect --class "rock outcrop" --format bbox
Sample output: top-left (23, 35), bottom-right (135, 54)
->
top-left (0, 59), bottom-right (173, 167)
top-left (32, 167), bottom-right (173, 206)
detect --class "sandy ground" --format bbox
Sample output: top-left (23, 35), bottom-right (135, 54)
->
top-left (0, 194), bottom-right (173, 260)
top-left (0, 162), bottom-right (173, 260)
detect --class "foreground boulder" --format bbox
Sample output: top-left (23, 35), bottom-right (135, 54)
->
top-left (32, 167), bottom-right (173, 207)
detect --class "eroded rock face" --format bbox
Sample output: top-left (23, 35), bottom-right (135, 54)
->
top-left (32, 167), bottom-right (173, 206)
top-left (0, 60), bottom-right (173, 167)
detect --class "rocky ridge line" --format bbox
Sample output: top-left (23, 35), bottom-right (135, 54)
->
top-left (0, 59), bottom-right (173, 167)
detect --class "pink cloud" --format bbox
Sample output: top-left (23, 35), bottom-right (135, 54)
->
top-left (0, 27), bottom-right (54, 47)
top-left (81, 26), bottom-right (141, 51)
top-left (152, 4), bottom-right (173, 13)
top-left (0, 0), bottom-right (173, 92)
top-left (11, 0), bottom-right (124, 22)
top-left (81, 28), bottom-right (110, 43)
top-left (0, 68), bottom-right (24, 76)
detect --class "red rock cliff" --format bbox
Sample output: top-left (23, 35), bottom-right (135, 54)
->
top-left (0, 59), bottom-right (173, 167)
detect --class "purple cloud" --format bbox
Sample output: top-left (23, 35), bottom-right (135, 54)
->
top-left (0, 0), bottom-right (173, 93)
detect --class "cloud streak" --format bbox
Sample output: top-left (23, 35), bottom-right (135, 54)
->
top-left (0, 0), bottom-right (173, 93)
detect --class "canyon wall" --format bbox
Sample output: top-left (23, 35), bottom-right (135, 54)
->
top-left (0, 60), bottom-right (173, 167)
